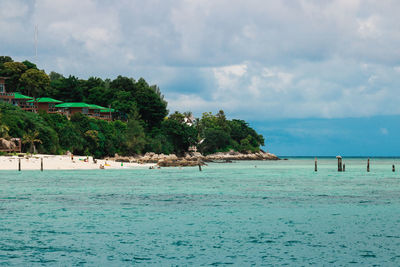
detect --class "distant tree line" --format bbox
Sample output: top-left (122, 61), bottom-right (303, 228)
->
top-left (0, 56), bottom-right (265, 157)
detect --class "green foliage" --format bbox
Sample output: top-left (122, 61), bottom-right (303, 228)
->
top-left (125, 112), bottom-right (146, 155)
top-left (199, 128), bottom-right (231, 154)
top-left (0, 56), bottom-right (266, 157)
top-left (22, 60), bottom-right (38, 70)
top-left (197, 111), bottom-right (265, 155)
top-left (0, 56), bottom-right (13, 65)
top-left (134, 78), bottom-right (168, 129)
top-left (50, 75), bottom-right (83, 101)
top-left (161, 114), bottom-right (197, 155)
top-left (0, 103), bottom-right (60, 154)
top-left (49, 71), bottom-right (64, 81)
top-left (19, 69), bottom-right (50, 97)
top-left (2, 62), bottom-right (27, 91)
top-left (22, 130), bottom-right (42, 153)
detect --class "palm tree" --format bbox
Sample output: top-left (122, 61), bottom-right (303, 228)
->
top-left (22, 130), bottom-right (42, 154)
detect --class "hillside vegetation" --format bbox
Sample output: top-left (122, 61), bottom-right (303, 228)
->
top-left (0, 56), bottom-right (264, 157)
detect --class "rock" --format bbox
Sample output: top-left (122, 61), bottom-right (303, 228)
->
top-left (0, 138), bottom-right (16, 150)
top-left (204, 151), bottom-right (279, 161)
top-left (139, 150), bottom-right (279, 167)
top-left (115, 156), bottom-right (130, 163)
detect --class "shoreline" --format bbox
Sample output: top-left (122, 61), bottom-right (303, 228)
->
top-left (0, 154), bottom-right (155, 171)
top-left (0, 151), bottom-right (279, 170)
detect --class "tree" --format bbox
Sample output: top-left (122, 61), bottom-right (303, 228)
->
top-left (19, 69), bottom-right (50, 97)
top-left (49, 71), bottom-right (64, 81)
top-left (86, 86), bottom-right (112, 107)
top-left (22, 130), bottom-right (42, 153)
top-left (81, 77), bottom-right (105, 101)
top-left (199, 128), bottom-right (231, 154)
top-left (0, 56), bottom-right (13, 65)
top-left (150, 84), bottom-right (168, 107)
top-left (134, 78), bottom-right (168, 129)
top-left (161, 114), bottom-right (197, 155)
top-left (110, 76), bottom-right (136, 93)
top-left (22, 60), bottom-right (37, 70)
top-left (125, 111), bottom-right (146, 155)
top-left (51, 75), bottom-right (82, 102)
top-left (3, 62), bottom-right (27, 91)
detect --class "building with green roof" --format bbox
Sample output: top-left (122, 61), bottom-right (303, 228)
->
top-left (55, 102), bottom-right (94, 116)
top-left (9, 93), bottom-right (36, 112)
top-left (27, 97), bottom-right (62, 103)
top-left (28, 97), bottom-right (63, 113)
top-left (13, 92), bottom-right (33, 99)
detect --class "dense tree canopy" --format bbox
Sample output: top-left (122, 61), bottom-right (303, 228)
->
top-left (0, 56), bottom-right (265, 157)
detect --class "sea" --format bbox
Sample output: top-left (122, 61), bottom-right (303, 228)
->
top-left (1, 158), bottom-right (400, 266)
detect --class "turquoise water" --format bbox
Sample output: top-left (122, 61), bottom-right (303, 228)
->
top-left (1, 158), bottom-right (400, 266)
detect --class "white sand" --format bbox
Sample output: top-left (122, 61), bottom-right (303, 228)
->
top-left (0, 154), bottom-right (154, 170)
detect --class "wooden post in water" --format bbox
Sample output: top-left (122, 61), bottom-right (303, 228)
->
top-left (367, 158), bottom-right (370, 172)
top-left (314, 157), bottom-right (317, 172)
top-left (336, 156), bottom-right (342, 172)
top-left (392, 165), bottom-right (395, 172)
top-left (197, 159), bottom-right (202, 172)
top-left (41, 158), bottom-right (43, 171)
top-left (343, 164), bottom-right (345, 172)
top-left (18, 158), bottom-right (21, 171)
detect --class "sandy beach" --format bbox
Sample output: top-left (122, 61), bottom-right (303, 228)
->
top-left (0, 155), bottom-right (154, 170)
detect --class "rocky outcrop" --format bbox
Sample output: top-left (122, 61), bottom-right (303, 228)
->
top-left (110, 150), bottom-right (279, 167)
top-left (205, 150), bottom-right (279, 161)
top-left (0, 138), bottom-right (16, 150)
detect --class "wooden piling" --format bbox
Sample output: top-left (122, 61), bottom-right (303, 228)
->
top-left (336, 156), bottom-right (342, 172)
top-left (367, 158), bottom-right (370, 172)
top-left (41, 158), bottom-right (43, 171)
top-left (197, 159), bottom-right (202, 171)
top-left (392, 165), bottom-right (395, 172)
top-left (314, 157), bottom-right (317, 172)
top-left (18, 158), bottom-right (21, 171)
top-left (343, 164), bottom-right (345, 172)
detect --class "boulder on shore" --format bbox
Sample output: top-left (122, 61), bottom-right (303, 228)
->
top-left (204, 150), bottom-right (279, 161)
top-left (111, 150), bottom-right (278, 167)
top-left (0, 138), bottom-right (16, 150)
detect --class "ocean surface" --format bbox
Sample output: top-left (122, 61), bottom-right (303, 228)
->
top-left (1, 158), bottom-right (400, 266)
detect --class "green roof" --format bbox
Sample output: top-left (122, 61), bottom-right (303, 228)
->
top-left (88, 104), bottom-right (116, 112)
top-left (27, 97), bottom-right (62, 103)
top-left (13, 92), bottom-right (33, 99)
top-left (88, 104), bottom-right (106, 110)
top-left (100, 108), bottom-right (116, 113)
top-left (54, 102), bottom-right (116, 112)
top-left (55, 102), bottom-right (92, 108)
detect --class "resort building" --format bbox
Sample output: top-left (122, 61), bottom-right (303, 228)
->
top-left (27, 97), bottom-right (63, 113)
top-left (0, 78), bottom-right (36, 112)
top-left (11, 93), bottom-right (36, 112)
top-left (55, 102), bottom-right (95, 117)
top-left (54, 103), bottom-right (115, 121)
top-left (99, 107), bottom-right (115, 121)
top-left (1, 78), bottom-right (116, 121)
top-left (88, 105), bottom-right (115, 121)
top-left (0, 77), bottom-right (13, 103)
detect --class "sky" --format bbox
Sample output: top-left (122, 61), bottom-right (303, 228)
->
top-left (1, 0), bottom-right (400, 156)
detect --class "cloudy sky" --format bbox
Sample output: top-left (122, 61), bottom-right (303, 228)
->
top-left (1, 0), bottom-right (400, 156)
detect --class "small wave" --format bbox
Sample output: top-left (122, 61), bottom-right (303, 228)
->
top-left (210, 262), bottom-right (234, 266)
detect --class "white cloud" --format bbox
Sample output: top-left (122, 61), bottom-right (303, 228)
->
top-left (1, 0), bottom-right (400, 119)
top-left (0, 0), bottom-right (29, 18)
